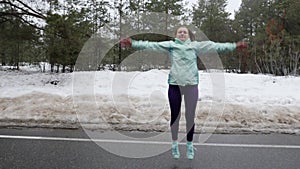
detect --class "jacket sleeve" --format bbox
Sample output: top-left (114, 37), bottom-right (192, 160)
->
top-left (194, 41), bottom-right (236, 54)
top-left (132, 40), bottom-right (172, 52)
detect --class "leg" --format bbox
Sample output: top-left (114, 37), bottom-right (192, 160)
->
top-left (168, 85), bottom-right (182, 141)
top-left (183, 85), bottom-right (198, 142)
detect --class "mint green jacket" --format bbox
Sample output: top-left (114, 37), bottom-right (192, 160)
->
top-left (132, 38), bottom-right (236, 86)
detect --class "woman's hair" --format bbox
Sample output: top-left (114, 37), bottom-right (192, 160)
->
top-left (175, 26), bottom-right (195, 41)
top-left (188, 29), bottom-right (196, 41)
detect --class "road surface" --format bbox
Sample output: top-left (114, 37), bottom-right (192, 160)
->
top-left (0, 128), bottom-right (299, 169)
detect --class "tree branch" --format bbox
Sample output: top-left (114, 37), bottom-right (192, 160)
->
top-left (0, 0), bottom-right (46, 19)
top-left (0, 12), bottom-right (45, 31)
top-left (0, 0), bottom-right (46, 30)
top-left (15, 0), bottom-right (46, 19)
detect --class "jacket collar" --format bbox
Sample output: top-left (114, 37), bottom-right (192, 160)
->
top-left (175, 38), bottom-right (191, 44)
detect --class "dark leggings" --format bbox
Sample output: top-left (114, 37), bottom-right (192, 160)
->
top-left (168, 85), bottom-right (198, 142)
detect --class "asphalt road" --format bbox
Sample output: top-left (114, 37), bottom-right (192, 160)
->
top-left (0, 128), bottom-right (299, 169)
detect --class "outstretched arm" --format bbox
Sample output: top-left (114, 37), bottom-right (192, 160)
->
top-left (119, 37), bottom-right (172, 52)
top-left (194, 41), bottom-right (247, 54)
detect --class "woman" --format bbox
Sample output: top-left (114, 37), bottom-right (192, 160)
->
top-left (119, 26), bottom-right (247, 160)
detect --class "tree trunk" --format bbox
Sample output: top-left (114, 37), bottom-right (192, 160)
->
top-left (62, 65), bottom-right (66, 73)
top-left (56, 65), bottom-right (59, 73)
top-left (51, 64), bottom-right (54, 72)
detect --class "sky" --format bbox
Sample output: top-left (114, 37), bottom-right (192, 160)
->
top-left (187, 0), bottom-right (242, 19)
top-left (0, 65), bottom-right (299, 135)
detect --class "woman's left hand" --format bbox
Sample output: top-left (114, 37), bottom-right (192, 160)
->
top-left (236, 41), bottom-right (248, 49)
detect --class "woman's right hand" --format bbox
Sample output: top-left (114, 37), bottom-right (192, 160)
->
top-left (119, 37), bottom-right (132, 48)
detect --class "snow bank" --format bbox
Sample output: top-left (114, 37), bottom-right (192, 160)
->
top-left (0, 70), bottom-right (299, 134)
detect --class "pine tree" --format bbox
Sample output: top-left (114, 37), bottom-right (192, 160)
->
top-left (192, 0), bottom-right (231, 42)
top-left (44, 0), bottom-right (95, 72)
top-left (145, 0), bottom-right (187, 35)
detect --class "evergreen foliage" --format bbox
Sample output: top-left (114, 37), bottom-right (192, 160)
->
top-left (0, 0), bottom-right (299, 75)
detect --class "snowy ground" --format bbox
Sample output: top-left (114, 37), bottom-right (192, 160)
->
top-left (0, 67), bottom-right (299, 134)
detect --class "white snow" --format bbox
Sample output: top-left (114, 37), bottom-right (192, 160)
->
top-left (0, 66), bottom-right (299, 134)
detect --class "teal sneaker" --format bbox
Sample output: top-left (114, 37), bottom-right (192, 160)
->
top-left (172, 141), bottom-right (180, 159)
top-left (186, 142), bottom-right (194, 160)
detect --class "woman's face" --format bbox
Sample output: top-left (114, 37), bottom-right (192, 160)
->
top-left (176, 27), bottom-right (190, 42)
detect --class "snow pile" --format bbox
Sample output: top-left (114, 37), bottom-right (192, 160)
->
top-left (0, 69), bottom-right (299, 134)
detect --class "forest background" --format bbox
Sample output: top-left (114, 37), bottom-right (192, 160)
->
top-left (0, 0), bottom-right (299, 76)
